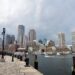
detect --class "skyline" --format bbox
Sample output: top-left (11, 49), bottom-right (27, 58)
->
top-left (0, 0), bottom-right (75, 44)
top-left (0, 25), bottom-right (74, 45)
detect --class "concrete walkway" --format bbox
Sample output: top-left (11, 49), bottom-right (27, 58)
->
top-left (0, 56), bottom-right (43, 75)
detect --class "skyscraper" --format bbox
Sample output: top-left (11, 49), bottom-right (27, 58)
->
top-left (0, 38), bottom-right (2, 49)
top-left (29, 29), bottom-right (36, 45)
top-left (23, 35), bottom-right (29, 48)
top-left (6, 34), bottom-right (15, 45)
top-left (72, 32), bottom-right (75, 52)
top-left (17, 25), bottom-right (25, 48)
top-left (58, 32), bottom-right (66, 48)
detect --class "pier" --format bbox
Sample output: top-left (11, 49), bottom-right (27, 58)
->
top-left (0, 55), bottom-right (43, 75)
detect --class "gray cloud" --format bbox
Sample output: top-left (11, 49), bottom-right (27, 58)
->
top-left (0, 0), bottom-right (75, 44)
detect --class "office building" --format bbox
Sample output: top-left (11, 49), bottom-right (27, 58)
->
top-left (72, 32), bottom-right (75, 52)
top-left (6, 34), bottom-right (15, 46)
top-left (23, 35), bottom-right (29, 48)
top-left (29, 29), bottom-right (36, 45)
top-left (58, 32), bottom-right (66, 48)
top-left (17, 25), bottom-right (25, 48)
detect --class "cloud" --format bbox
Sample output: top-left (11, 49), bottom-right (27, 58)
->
top-left (0, 0), bottom-right (75, 44)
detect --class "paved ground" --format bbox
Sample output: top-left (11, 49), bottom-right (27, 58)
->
top-left (0, 56), bottom-right (23, 75)
top-left (0, 56), bottom-right (43, 75)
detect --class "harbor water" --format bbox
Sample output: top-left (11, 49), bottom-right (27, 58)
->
top-left (29, 54), bottom-right (73, 75)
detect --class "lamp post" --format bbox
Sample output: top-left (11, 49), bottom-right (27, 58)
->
top-left (2, 28), bottom-right (6, 59)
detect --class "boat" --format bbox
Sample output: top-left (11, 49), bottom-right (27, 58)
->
top-left (56, 52), bottom-right (61, 56)
top-left (44, 53), bottom-right (50, 57)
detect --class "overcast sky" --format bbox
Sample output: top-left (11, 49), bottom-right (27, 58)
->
top-left (0, 0), bottom-right (75, 44)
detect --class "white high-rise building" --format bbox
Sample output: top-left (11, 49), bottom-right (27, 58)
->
top-left (58, 32), bottom-right (66, 48)
top-left (29, 29), bottom-right (36, 45)
top-left (23, 35), bottom-right (29, 48)
top-left (72, 32), bottom-right (75, 52)
top-left (17, 25), bottom-right (25, 48)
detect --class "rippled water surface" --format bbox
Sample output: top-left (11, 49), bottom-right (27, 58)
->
top-left (29, 54), bottom-right (73, 75)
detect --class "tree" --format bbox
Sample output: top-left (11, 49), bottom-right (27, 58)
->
top-left (38, 39), bottom-right (43, 44)
top-left (43, 38), bottom-right (47, 45)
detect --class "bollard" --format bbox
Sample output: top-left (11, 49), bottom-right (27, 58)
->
top-left (72, 56), bottom-right (75, 75)
top-left (25, 57), bottom-right (30, 67)
top-left (12, 54), bottom-right (14, 62)
top-left (20, 56), bottom-right (22, 61)
top-left (34, 55), bottom-right (38, 70)
top-left (34, 60), bottom-right (38, 69)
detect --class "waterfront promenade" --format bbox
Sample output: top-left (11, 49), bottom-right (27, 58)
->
top-left (0, 56), bottom-right (43, 75)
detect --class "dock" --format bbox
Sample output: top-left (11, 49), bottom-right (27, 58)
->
top-left (0, 56), bottom-right (43, 75)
